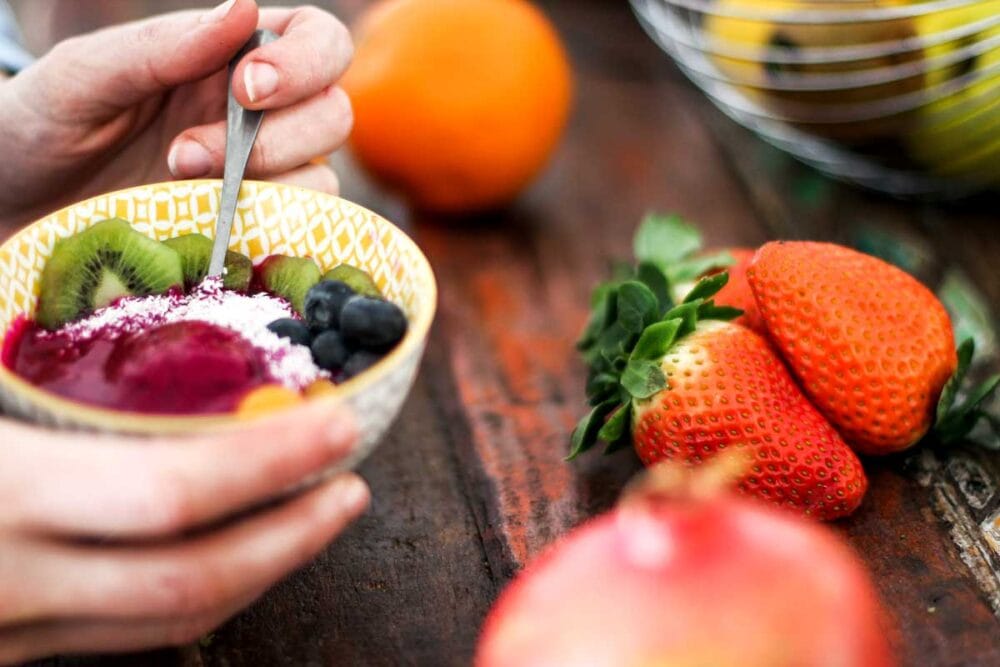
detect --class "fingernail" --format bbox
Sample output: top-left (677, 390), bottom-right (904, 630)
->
top-left (167, 140), bottom-right (213, 178)
top-left (245, 62), bottom-right (279, 103)
top-left (200, 0), bottom-right (236, 24)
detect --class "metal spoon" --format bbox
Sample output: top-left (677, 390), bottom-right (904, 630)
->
top-left (208, 29), bottom-right (279, 278)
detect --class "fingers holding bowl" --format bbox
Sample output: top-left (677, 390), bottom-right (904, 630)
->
top-left (0, 400), bottom-right (358, 539)
top-left (0, 472), bottom-right (369, 661)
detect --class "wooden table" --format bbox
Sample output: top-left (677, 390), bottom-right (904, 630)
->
top-left (14, 0), bottom-right (1000, 665)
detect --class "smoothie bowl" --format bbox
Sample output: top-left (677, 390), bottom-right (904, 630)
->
top-left (0, 180), bottom-right (436, 468)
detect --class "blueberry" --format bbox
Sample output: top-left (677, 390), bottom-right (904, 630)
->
top-left (343, 350), bottom-right (382, 378)
top-left (267, 318), bottom-right (311, 347)
top-left (339, 296), bottom-right (407, 349)
top-left (304, 280), bottom-right (355, 331)
top-left (310, 330), bottom-right (350, 371)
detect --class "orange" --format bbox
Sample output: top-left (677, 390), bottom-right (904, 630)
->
top-left (236, 384), bottom-right (305, 417)
top-left (342, 0), bottom-right (573, 213)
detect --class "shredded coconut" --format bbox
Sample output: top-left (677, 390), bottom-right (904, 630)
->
top-left (45, 277), bottom-right (325, 389)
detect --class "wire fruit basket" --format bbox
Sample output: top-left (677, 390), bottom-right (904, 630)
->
top-left (630, 0), bottom-right (1000, 197)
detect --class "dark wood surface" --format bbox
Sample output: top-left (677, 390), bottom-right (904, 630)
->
top-left (11, 0), bottom-right (1000, 665)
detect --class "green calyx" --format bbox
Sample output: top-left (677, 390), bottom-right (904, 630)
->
top-left (570, 218), bottom-right (743, 460)
top-left (633, 212), bottom-right (737, 289)
top-left (935, 338), bottom-right (1000, 446)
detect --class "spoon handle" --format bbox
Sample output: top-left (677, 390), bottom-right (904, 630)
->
top-left (209, 29), bottom-right (279, 278)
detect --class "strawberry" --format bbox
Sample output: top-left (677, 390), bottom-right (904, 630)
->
top-left (747, 241), bottom-right (999, 455)
top-left (574, 271), bottom-right (867, 520)
top-left (632, 214), bottom-right (765, 333)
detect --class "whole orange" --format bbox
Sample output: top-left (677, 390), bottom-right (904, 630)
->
top-left (342, 0), bottom-right (573, 213)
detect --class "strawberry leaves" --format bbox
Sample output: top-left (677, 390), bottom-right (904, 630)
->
top-left (632, 319), bottom-right (682, 360)
top-left (571, 269), bottom-right (739, 459)
top-left (572, 213), bottom-right (747, 460)
top-left (633, 213), bottom-right (702, 266)
top-left (617, 282), bottom-right (659, 333)
top-left (621, 359), bottom-right (667, 400)
top-left (684, 272), bottom-right (728, 303)
top-left (935, 338), bottom-right (1000, 445)
top-left (633, 213), bottom-right (737, 287)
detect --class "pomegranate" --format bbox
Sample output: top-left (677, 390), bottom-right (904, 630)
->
top-left (476, 468), bottom-right (894, 667)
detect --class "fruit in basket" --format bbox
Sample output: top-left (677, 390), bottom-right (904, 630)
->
top-left (747, 241), bottom-right (973, 454)
top-left (475, 464), bottom-right (894, 667)
top-left (906, 1), bottom-right (1000, 182)
top-left (573, 269), bottom-right (867, 520)
top-left (342, 0), bottom-right (573, 213)
top-left (37, 218), bottom-right (183, 330)
top-left (703, 0), bottom-right (923, 143)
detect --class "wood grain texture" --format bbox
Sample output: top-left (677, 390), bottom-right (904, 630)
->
top-left (12, 0), bottom-right (1000, 665)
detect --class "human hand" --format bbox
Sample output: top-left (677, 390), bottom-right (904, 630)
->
top-left (0, 0), bottom-right (353, 229)
top-left (0, 400), bottom-right (367, 662)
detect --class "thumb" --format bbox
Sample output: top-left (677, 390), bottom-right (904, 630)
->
top-left (26, 0), bottom-right (259, 114)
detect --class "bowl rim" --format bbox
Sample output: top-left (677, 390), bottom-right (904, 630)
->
top-left (0, 179), bottom-right (438, 434)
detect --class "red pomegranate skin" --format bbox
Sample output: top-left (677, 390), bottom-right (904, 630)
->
top-left (476, 493), bottom-right (895, 667)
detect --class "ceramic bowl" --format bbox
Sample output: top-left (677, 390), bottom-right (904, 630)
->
top-left (0, 180), bottom-right (437, 469)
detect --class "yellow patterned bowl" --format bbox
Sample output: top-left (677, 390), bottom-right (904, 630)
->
top-left (0, 180), bottom-right (437, 468)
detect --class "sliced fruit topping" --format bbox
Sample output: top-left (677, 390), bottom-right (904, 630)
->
top-left (162, 233), bottom-right (253, 292)
top-left (37, 218), bottom-right (183, 330)
top-left (340, 296), bottom-right (407, 349)
top-left (266, 318), bottom-right (312, 347)
top-left (305, 280), bottom-right (355, 331)
top-left (323, 264), bottom-right (382, 298)
top-left (258, 255), bottom-right (322, 316)
top-left (305, 378), bottom-right (338, 397)
top-left (237, 384), bottom-right (305, 417)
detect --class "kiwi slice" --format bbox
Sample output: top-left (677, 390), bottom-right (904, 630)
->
top-left (259, 255), bottom-right (321, 315)
top-left (163, 233), bottom-right (253, 292)
top-left (323, 264), bottom-right (382, 298)
top-left (37, 218), bottom-right (183, 330)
